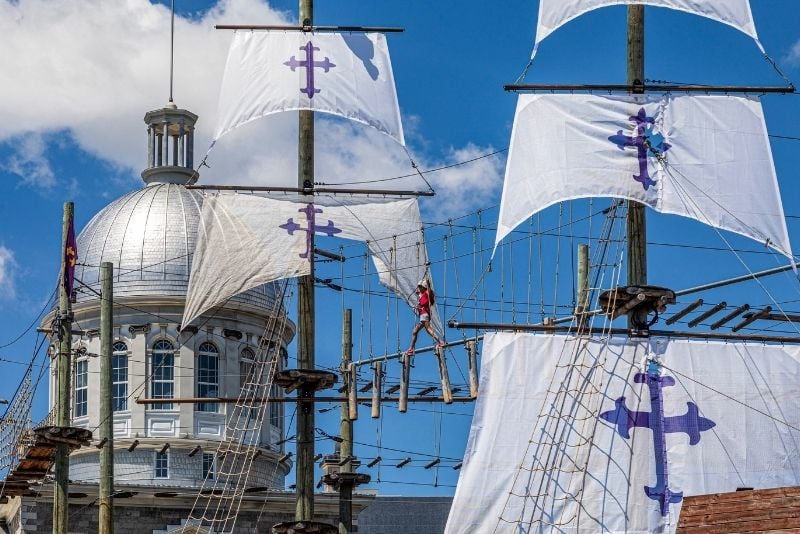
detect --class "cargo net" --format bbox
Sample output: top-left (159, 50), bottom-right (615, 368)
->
top-left (185, 279), bottom-right (293, 533)
top-left (493, 201), bottom-right (630, 533)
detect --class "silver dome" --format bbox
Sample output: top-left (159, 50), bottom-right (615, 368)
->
top-left (75, 183), bottom-right (281, 312)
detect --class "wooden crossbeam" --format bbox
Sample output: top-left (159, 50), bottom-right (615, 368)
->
top-left (504, 83), bottom-right (795, 94)
top-left (215, 24), bottom-right (404, 33)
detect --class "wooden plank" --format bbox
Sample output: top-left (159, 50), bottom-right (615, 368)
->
top-left (678, 487), bottom-right (800, 532)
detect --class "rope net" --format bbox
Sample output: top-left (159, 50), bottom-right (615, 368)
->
top-left (184, 280), bottom-right (293, 533)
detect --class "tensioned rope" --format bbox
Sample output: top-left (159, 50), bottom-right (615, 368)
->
top-left (494, 200), bottom-right (630, 531)
top-left (186, 278), bottom-right (294, 533)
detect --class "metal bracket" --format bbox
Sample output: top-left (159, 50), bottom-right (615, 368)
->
top-left (274, 369), bottom-right (338, 394)
top-left (599, 285), bottom-right (676, 334)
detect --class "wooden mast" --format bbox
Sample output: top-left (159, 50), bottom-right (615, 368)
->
top-left (626, 6), bottom-right (647, 329)
top-left (296, 0), bottom-right (317, 523)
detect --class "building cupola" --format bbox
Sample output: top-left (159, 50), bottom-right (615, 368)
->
top-left (142, 102), bottom-right (199, 185)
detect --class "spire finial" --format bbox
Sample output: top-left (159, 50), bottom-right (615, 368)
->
top-left (169, 0), bottom-right (175, 103)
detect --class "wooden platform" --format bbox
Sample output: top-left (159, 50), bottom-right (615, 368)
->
top-left (678, 487), bottom-right (800, 533)
top-left (1, 426), bottom-right (91, 498)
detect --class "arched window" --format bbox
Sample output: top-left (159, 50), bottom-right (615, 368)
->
top-left (112, 341), bottom-right (128, 412)
top-left (150, 340), bottom-right (175, 410)
top-left (197, 342), bottom-right (219, 413)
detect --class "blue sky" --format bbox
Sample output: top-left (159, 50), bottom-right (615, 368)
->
top-left (1, 0), bottom-right (800, 497)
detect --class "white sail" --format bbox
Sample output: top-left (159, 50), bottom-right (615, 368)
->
top-left (533, 0), bottom-right (763, 59)
top-left (446, 332), bottom-right (800, 534)
top-left (213, 31), bottom-right (404, 146)
top-left (182, 195), bottom-right (437, 332)
top-left (495, 94), bottom-right (793, 260)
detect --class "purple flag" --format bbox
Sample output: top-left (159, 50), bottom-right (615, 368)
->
top-left (63, 217), bottom-right (77, 296)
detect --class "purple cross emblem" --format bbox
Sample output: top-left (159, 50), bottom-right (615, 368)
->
top-left (280, 203), bottom-right (342, 259)
top-left (608, 107), bottom-right (671, 191)
top-left (599, 371), bottom-right (715, 516)
top-left (284, 41), bottom-right (336, 99)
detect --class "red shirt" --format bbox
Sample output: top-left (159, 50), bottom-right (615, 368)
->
top-left (418, 291), bottom-right (431, 315)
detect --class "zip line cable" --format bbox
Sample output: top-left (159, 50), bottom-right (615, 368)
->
top-left (0, 288), bottom-right (57, 349)
top-left (325, 147), bottom-right (508, 186)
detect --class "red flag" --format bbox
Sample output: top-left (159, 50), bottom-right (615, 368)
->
top-left (63, 217), bottom-right (77, 296)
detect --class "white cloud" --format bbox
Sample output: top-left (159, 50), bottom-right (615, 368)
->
top-left (786, 40), bottom-right (800, 66)
top-left (423, 143), bottom-right (506, 218)
top-left (3, 133), bottom-right (55, 188)
top-left (0, 246), bottom-right (16, 300)
top-left (0, 0), bottom-right (502, 216)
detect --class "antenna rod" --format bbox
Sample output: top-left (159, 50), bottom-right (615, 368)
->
top-left (627, 6), bottom-right (647, 328)
top-left (169, 0), bottom-right (175, 102)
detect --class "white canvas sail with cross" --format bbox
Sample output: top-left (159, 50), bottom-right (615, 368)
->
top-left (214, 31), bottom-right (404, 146)
top-left (532, 0), bottom-right (764, 59)
top-left (446, 333), bottom-right (800, 533)
top-left (495, 94), bottom-right (793, 261)
top-left (181, 194), bottom-right (439, 333)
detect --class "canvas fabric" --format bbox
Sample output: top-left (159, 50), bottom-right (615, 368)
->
top-left (446, 333), bottom-right (800, 533)
top-left (533, 0), bottom-right (763, 58)
top-left (181, 195), bottom-right (438, 333)
top-left (214, 31), bottom-right (404, 145)
top-left (496, 94), bottom-right (792, 260)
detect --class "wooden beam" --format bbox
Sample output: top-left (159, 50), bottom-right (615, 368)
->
top-left (186, 184), bottom-right (435, 197)
top-left (214, 24), bottom-right (404, 33)
top-left (447, 320), bottom-right (800, 344)
top-left (434, 347), bottom-right (453, 405)
top-left (688, 302), bottom-right (727, 328)
top-left (733, 307), bottom-right (773, 333)
top-left (399, 352), bottom-right (411, 413)
top-left (504, 83), bottom-right (795, 94)
top-left (665, 299), bottom-right (703, 326)
top-left (466, 340), bottom-right (479, 399)
top-left (711, 304), bottom-right (750, 330)
top-left (347, 362), bottom-right (358, 421)
top-left (371, 362), bottom-right (383, 419)
top-left (136, 395), bottom-right (475, 404)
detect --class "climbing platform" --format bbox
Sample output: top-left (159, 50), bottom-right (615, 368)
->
top-left (1, 425), bottom-right (91, 498)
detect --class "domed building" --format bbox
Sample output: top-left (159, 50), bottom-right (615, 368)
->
top-left (2, 102), bottom-right (363, 533)
top-left (66, 102), bottom-right (293, 495)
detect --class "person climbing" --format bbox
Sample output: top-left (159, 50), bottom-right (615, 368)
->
top-left (406, 279), bottom-right (445, 355)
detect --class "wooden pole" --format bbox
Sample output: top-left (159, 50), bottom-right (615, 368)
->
top-left (339, 309), bottom-right (354, 534)
top-left (434, 347), bottom-right (453, 404)
top-left (296, 0), bottom-right (316, 523)
top-left (626, 6), bottom-right (647, 329)
top-left (371, 362), bottom-right (382, 419)
top-left (338, 480), bottom-right (353, 534)
top-left (466, 341), bottom-right (479, 399)
top-left (340, 310), bottom-right (353, 469)
top-left (576, 244), bottom-right (589, 330)
top-left (399, 353), bottom-right (410, 413)
top-left (98, 262), bottom-right (114, 534)
top-left (347, 363), bottom-right (358, 421)
top-left (53, 201), bottom-right (73, 534)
